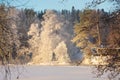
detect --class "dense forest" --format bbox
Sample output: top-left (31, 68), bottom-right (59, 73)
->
top-left (0, 6), bottom-right (83, 65)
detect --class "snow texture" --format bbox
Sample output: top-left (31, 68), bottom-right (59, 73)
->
top-left (0, 66), bottom-right (109, 80)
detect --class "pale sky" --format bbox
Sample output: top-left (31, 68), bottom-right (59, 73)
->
top-left (3, 0), bottom-right (114, 11)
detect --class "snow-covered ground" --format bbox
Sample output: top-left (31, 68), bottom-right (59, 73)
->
top-left (0, 65), bottom-right (108, 80)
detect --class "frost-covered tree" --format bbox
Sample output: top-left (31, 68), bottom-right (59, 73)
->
top-left (28, 23), bottom-right (41, 58)
top-left (30, 10), bottom-right (70, 64)
top-left (28, 10), bottom-right (81, 65)
top-left (0, 0), bottom-right (38, 80)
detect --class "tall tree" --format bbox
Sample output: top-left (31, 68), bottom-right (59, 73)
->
top-left (16, 8), bottom-right (37, 49)
top-left (95, 10), bottom-right (120, 80)
top-left (84, 0), bottom-right (120, 79)
top-left (24, 8), bottom-right (36, 27)
top-left (72, 8), bottom-right (112, 64)
top-left (0, 4), bottom-right (20, 80)
top-left (107, 11), bottom-right (120, 48)
top-left (72, 9), bottom-right (99, 64)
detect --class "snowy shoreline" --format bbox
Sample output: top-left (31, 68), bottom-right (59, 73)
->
top-left (0, 65), bottom-right (107, 80)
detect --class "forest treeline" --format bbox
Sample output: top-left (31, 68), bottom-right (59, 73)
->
top-left (0, 6), bottom-right (82, 65)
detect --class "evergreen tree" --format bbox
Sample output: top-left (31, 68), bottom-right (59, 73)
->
top-left (24, 8), bottom-right (37, 27)
top-left (95, 10), bottom-right (120, 80)
top-left (71, 6), bottom-right (76, 22)
top-left (37, 11), bottom-right (44, 20)
top-left (72, 9), bottom-right (111, 63)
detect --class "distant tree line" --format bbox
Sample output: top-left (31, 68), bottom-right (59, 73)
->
top-left (0, 5), bottom-right (81, 65)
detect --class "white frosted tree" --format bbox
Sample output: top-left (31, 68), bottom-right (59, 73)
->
top-left (53, 41), bottom-right (70, 64)
top-left (28, 23), bottom-right (41, 57)
top-left (32, 10), bottom-right (66, 64)
top-left (28, 10), bottom-right (82, 65)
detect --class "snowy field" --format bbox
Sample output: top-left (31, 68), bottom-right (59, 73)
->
top-left (0, 65), bottom-right (108, 80)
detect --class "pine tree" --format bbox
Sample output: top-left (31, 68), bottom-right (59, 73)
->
top-left (72, 9), bottom-right (110, 64)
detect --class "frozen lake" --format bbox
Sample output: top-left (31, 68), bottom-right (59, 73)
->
top-left (0, 65), bottom-right (108, 80)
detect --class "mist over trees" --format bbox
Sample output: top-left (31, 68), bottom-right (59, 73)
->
top-left (28, 10), bottom-right (81, 64)
top-left (0, 5), bottom-right (82, 65)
